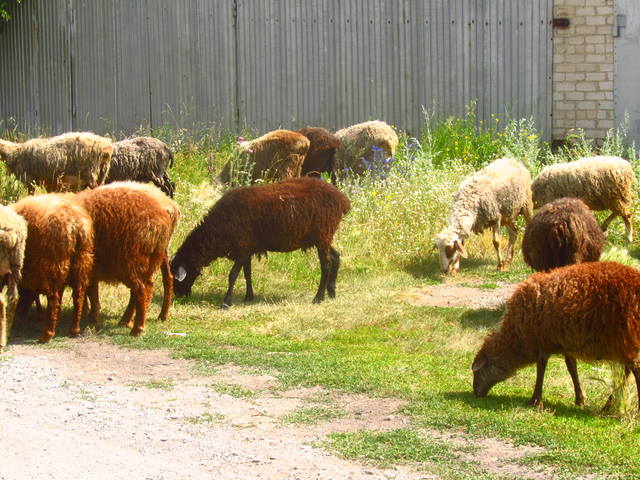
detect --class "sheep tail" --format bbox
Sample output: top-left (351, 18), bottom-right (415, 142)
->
top-left (168, 149), bottom-right (175, 169)
top-left (0, 139), bottom-right (19, 159)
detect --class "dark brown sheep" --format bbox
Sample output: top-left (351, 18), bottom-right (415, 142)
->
top-left (522, 197), bottom-right (604, 272)
top-left (472, 261), bottom-right (640, 410)
top-left (296, 127), bottom-right (341, 179)
top-left (76, 182), bottom-right (180, 336)
top-left (170, 177), bottom-right (350, 307)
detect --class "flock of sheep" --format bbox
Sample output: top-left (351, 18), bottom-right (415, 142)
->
top-left (0, 118), bottom-right (639, 413)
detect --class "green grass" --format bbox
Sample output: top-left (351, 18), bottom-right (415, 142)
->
top-left (128, 379), bottom-right (175, 391)
top-left (209, 382), bottom-right (258, 398)
top-left (3, 114), bottom-right (640, 478)
top-left (281, 405), bottom-right (347, 425)
top-left (182, 412), bottom-right (225, 425)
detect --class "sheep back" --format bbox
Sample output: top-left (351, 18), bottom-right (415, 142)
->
top-left (334, 120), bottom-right (399, 175)
top-left (531, 156), bottom-right (634, 214)
top-left (522, 197), bottom-right (604, 272)
top-left (76, 182), bottom-right (180, 285)
top-left (218, 129), bottom-right (310, 184)
top-left (296, 127), bottom-right (341, 177)
top-left (108, 137), bottom-right (175, 196)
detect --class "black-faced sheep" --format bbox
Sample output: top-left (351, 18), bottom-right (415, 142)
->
top-left (11, 194), bottom-right (94, 343)
top-left (0, 206), bottom-right (27, 351)
top-left (522, 197), bottom-right (604, 272)
top-left (107, 137), bottom-right (176, 197)
top-left (170, 177), bottom-right (350, 307)
top-left (472, 261), bottom-right (640, 410)
top-left (333, 120), bottom-right (399, 176)
top-left (217, 129), bottom-right (310, 184)
top-left (76, 182), bottom-right (180, 336)
top-left (296, 127), bottom-right (341, 179)
top-left (435, 158), bottom-right (533, 274)
top-left (531, 156), bottom-right (634, 244)
top-left (0, 132), bottom-right (114, 193)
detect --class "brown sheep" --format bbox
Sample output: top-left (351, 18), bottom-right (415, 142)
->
top-left (76, 182), bottom-right (180, 336)
top-left (334, 120), bottom-right (399, 176)
top-left (472, 261), bottom-right (640, 410)
top-left (11, 194), bottom-right (94, 343)
top-left (170, 177), bottom-right (350, 307)
top-left (296, 127), bottom-right (341, 180)
top-left (0, 206), bottom-right (27, 351)
top-left (217, 129), bottom-right (310, 184)
top-left (0, 132), bottom-right (114, 193)
top-left (522, 197), bottom-right (604, 272)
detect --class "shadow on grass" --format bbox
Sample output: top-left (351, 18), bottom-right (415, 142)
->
top-left (403, 254), bottom-right (500, 282)
top-left (172, 290), bottom-right (290, 308)
top-left (459, 308), bottom-right (504, 330)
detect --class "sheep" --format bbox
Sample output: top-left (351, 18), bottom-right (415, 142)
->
top-left (333, 120), bottom-right (399, 176)
top-left (217, 129), bottom-right (310, 184)
top-left (522, 197), bottom-right (604, 272)
top-left (435, 158), bottom-right (533, 274)
top-left (0, 206), bottom-right (27, 352)
top-left (296, 127), bottom-right (341, 180)
top-left (76, 182), bottom-right (180, 336)
top-left (11, 194), bottom-right (93, 343)
top-left (531, 156), bottom-right (634, 244)
top-left (472, 261), bottom-right (640, 410)
top-left (0, 132), bottom-right (114, 193)
top-left (170, 177), bottom-right (350, 307)
top-left (106, 137), bottom-right (176, 197)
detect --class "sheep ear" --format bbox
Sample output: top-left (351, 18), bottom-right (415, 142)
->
top-left (454, 240), bottom-right (468, 258)
top-left (472, 357), bottom-right (486, 373)
top-left (175, 265), bottom-right (187, 282)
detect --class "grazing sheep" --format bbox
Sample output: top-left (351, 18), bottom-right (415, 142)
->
top-left (171, 177), bottom-right (350, 307)
top-left (522, 197), bottom-right (604, 272)
top-left (296, 127), bottom-right (341, 179)
top-left (0, 132), bottom-right (114, 193)
top-left (217, 129), bottom-right (310, 184)
top-left (435, 158), bottom-right (533, 274)
top-left (107, 137), bottom-right (176, 197)
top-left (76, 182), bottom-right (180, 336)
top-left (0, 207), bottom-right (27, 352)
top-left (472, 261), bottom-right (640, 410)
top-left (334, 120), bottom-right (399, 176)
top-left (531, 156), bottom-right (634, 244)
top-left (11, 194), bottom-right (93, 343)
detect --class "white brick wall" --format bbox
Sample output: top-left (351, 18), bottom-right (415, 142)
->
top-left (553, 0), bottom-right (614, 140)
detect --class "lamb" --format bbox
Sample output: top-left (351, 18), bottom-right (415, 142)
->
top-left (531, 156), bottom-right (634, 244)
top-left (217, 129), bottom-right (310, 184)
top-left (76, 182), bottom-right (180, 336)
top-left (296, 127), bottom-right (341, 179)
top-left (333, 120), bottom-right (399, 176)
top-left (11, 194), bottom-right (94, 343)
top-left (435, 158), bottom-right (533, 274)
top-left (170, 177), bottom-right (350, 307)
top-left (0, 132), bottom-right (114, 193)
top-left (0, 206), bottom-right (27, 352)
top-left (472, 261), bottom-right (640, 410)
top-left (522, 197), bottom-right (604, 272)
top-left (106, 137), bottom-right (176, 197)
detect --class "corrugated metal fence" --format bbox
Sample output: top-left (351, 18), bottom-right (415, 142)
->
top-left (0, 0), bottom-right (553, 138)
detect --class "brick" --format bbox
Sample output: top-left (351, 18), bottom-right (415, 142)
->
top-left (596, 26), bottom-right (612, 34)
top-left (577, 101), bottom-right (597, 110)
top-left (566, 54), bottom-right (587, 63)
top-left (556, 82), bottom-right (577, 92)
top-left (554, 92), bottom-right (565, 101)
top-left (565, 73), bottom-right (586, 81)
top-left (568, 36), bottom-right (586, 45)
top-left (576, 120), bottom-right (596, 129)
top-left (598, 100), bottom-right (614, 110)
top-left (586, 35), bottom-right (606, 44)
top-left (556, 102), bottom-right (575, 111)
top-left (585, 72), bottom-right (606, 81)
top-left (554, 110), bottom-right (567, 120)
top-left (566, 111), bottom-right (577, 120)
top-left (554, 64), bottom-right (577, 73)
top-left (565, 91), bottom-right (586, 101)
top-left (585, 91), bottom-right (606, 100)
top-left (576, 82), bottom-right (597, 91)
top-left (585, 54), bottom-right (606, 62)
top-left (599, 81), bottom-right (613, 90)
top-left (586, 16), bottom-right (606, 25)
top-left (575, 25), bottom-right (597, 34)
top-left (598, 119), bottom-right (614, 129)
top-left (576, 7), bottom-right (596, 15)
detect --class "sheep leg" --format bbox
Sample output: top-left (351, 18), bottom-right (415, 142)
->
top-left (69, 286), bottom-right (86, 338)
top-left (528, 354), bottom-right (549, 407)
top-left (492, 225), bottom-right (505, 271)
top-left (119, 294), bottom-right (135, 328)
top-left (622, 213), bottom-right (633, 245)
top-left (39, 290), bottom-right (62, 343)
top-left (505, 221), bottom-right (518, 265)
top-left (222, 260), bottom-right (244, 308)
top-left (243, 257), bottom-right (254, 303)
top-left (564, 355), bottom-right (585, 406)
top-left (600, 212), bottom-right (616, 232)
top-left (0, 295), bottom-right (6, 352)
top-left (87, 282), bottom-right (101, 327)
top-left (158, 253), bottom-right (174, 321)
top-left (630, 366), bottom-right (640, 411)
top-left (313, 246), bottom-right (331, 304)
top-left (130, 280), bottom-right (153, 337)
top-left (327, 248), bottom-right (341, 298)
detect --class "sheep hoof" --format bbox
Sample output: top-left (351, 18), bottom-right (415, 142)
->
top-left (68, 329), bottom-right (81, 338)
top-left (220, 303), bottom-right (231, 310)
top-left (38, 332), bottom-right (53, 343)
top-left (575, 395), bottom-right (585, 407)
top-left (119, 319), bottom-right (133, 328)
top-left (243, 295), bottom-right (254, 303)
top-left (312, 297), bottom-right (324, 304)
top-left (527, 397), bottom-right (543, 409)
top-left (130, 327), bottom-right (144, 337)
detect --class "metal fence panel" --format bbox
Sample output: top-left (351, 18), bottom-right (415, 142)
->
top-left (0, 0), bottom-right (552, 139)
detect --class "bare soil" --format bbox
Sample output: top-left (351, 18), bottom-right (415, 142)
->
top-left (1, 283), bottom-right (552, 480)
top-left (401, 280), bottom-right (517, 309)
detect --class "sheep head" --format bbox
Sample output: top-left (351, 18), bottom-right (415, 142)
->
top-left (170, 259), bottom-right (201, 297)
top-left (471, 349), bottom-right (511, 398)
top-left (434, 232), bottom-right (467, 274)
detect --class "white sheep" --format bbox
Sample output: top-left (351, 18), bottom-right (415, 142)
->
top-left (334, 120), bottom-right (399, 176)
top-left (0, 132), bottom-right (114, 193)
top-left (435, 158), bottom-right (533, 274)
top-left (531, 156), bottom-right (635, 244)
top-left (107, 137), bottom-right (176, 197)
top-left (0, 206), bottom-right (27, 351)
